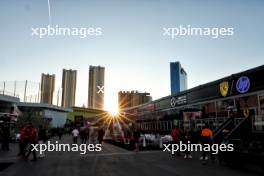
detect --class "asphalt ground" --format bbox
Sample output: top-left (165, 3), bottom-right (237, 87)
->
top-left (0, 135), bottom-right (259, 176)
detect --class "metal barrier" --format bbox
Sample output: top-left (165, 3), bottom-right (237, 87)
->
top-left (0, 80), bottom-right (62, 105)
top-left (138, 117), bottom-right (247, 132)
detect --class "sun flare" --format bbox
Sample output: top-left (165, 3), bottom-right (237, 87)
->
top-left (108, 108), bottom-right (119, 116)
top-left (105, 100), bottom-right (119, 116)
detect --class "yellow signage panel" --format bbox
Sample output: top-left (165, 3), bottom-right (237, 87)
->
top-left (220, 81), bottom-right (229, 97)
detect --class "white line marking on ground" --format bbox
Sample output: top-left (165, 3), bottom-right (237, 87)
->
top-left (80, 151), bottom-right (162, 157)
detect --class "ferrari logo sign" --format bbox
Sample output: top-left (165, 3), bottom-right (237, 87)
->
top-left (243, 108), bottom-right (250, 118)
top-left (220, 81), bottom-right (229, 97)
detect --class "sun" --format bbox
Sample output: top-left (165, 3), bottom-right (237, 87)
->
top-left (105, 100), bottom-right (119, 116)
top-left (108, 108), bottom-right (119, 116)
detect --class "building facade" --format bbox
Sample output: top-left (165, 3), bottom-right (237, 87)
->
top-left (124, 65), bottom-right (264, 133)
top-left (17, 102), bottom-right (71, 128)
top-left (67, 106), bottom-right (106, 127)
top-left (170, 62), bottom-right (187, 95)
top-left (118, 91), bottom-right (152, 110)
top-left (61, 69), bottom-right (77, 108)
top-left (88, 66), bottom-right (105, 110)
top-left (40, 73), bottom-right (55, 104)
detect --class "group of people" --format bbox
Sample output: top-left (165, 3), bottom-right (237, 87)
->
top-left (171, 124), bottom-right (215, 162)
top-left (2, 121), bottom-right (108, 161)
top-left (71, 126), bottom-right (105, 144)
top-left (1, 122), bottom-right (48, 161)
top-left (2, 121), bottom-right (227, 164)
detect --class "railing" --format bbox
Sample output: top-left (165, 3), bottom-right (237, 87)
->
top-left (137, 117), bottom-right (237, 132)
top-left (0, 81), bottom-right (62, 106)
top-left (0, 90), bottom-right (19, 98)
top-left (213, 117), bottom-right (234, 139)
top-left (225, 117), bottom-right (251, 141)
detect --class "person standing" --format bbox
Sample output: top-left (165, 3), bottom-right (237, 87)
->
top-left (200, 124), bottom-right (213, 164)
top-left (38, 125), bottom-right (47, 158)
top-left (58, 128), bottom-right (63, 140)
top-left (171, 125), bottom-right (181, 156)
top-left (133, 128), bottom-right (140, 152)
top-left (0, 125), bottom-right (3, 150)
top-left (98, 127), bottom-right (105, 144)
top-left (72, 127), bottom-right (79, 144)
top-left (218, 129), bottom-right (230, 165)
top-left (85, 127), bottom-right (90, 143)
top-left (80, 127), bottom-right (87, 144)
top-left (25, 123), bottom-right (38, 161)
top-left (1, 123), bottom-right (10, 151)
top-left (183, 129), bottom-right (192, 159)
top-left (19, 124), bottom-right (30, 157)
top-left (17, 127), bottom-right (23, 156)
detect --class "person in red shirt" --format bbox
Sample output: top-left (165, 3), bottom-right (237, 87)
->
top-left (200, 124), bottom-right (213, 162)
top-left (24, 123), bottom-right (38, 161)
top-left (19, 124), bottom-right (31, 157)
top-left (171, 125), bottom-right (182, 156)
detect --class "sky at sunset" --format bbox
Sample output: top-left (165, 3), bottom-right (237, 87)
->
top-left (0, 0), bottom-right (263, 112)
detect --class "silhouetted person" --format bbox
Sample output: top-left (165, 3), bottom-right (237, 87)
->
top-left (0, 126), bottom-right (3, 148)
top-left (183, 129), bottom-right (192, 159)
top-left (80, 127), bottom-right (87, 144)
top-left (1, 123), bottom-right (10, 151)
top-left (17, 127), bottom-right (24, 156)
top-left (133, 128), bottom-right (140, 152)
top-left (38, 125), bottom-right (47, 158)
top-left (58, 128), bottom-right (63, 140)
top-left (86, 127), bottom-right (90, 143)
top-left (218, 129), bottom-right (230, 164)
top-left (98, 128), bottom-right (104, 144)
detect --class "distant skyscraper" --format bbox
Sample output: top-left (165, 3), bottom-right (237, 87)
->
top-left (40, 73), bottom-right (55, 104)
top-left (170, 62), bottom-right (187, 95)
top-left (61, 69), bottom-right (77, 108)
top-left (118, 91), bottom-right (152, 110)
top-left (88, 66), bottom-right (105, 110)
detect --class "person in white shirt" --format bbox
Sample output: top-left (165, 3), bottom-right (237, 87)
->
top-left (72, 128), bottom-right (79, 144)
